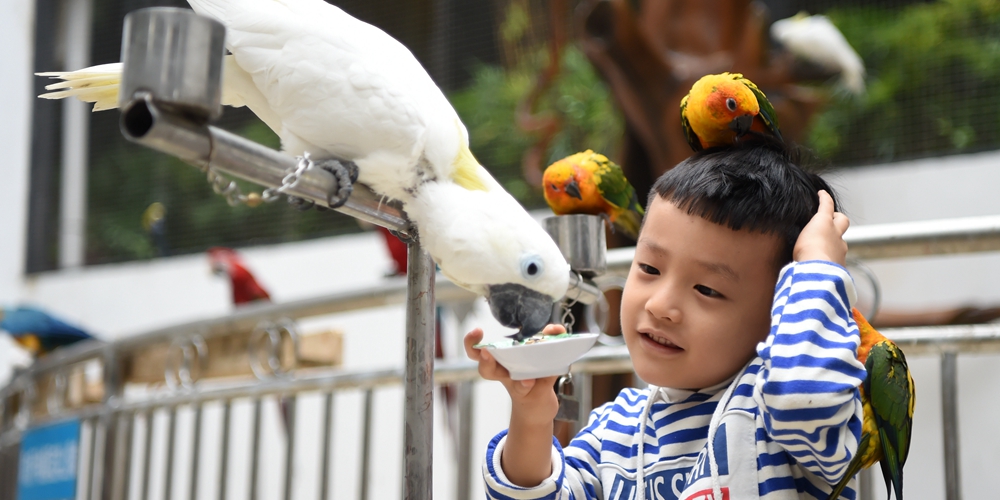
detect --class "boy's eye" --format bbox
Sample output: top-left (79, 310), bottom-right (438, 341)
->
top-left (694, 284), bottom-right (723, 298)
top-left (638, 263), bottom-right (660, 275)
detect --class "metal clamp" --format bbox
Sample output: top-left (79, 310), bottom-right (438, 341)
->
top-left (165, 335), bottom-right (208, 390)
top-left (592, 276), bottom-right (627, 345)
top-left (248, 319), bottom-right (300, 379)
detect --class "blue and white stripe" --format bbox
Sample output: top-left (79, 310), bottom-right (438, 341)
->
top-left (483, 261), bottom-right (865, 500)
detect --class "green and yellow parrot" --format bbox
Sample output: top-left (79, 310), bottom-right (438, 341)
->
top-left (680, 72), bottom-right (783, 151)
top-left (828, 308), bottom-right (915, 500)
top-left (542, 150), bottom-right (644, 241)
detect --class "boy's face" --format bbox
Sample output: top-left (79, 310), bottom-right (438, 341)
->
top-left (621, 197), bottom-right (782, 390)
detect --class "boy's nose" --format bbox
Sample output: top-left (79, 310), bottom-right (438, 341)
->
top-left (646, 287), bottom-right (682, 323)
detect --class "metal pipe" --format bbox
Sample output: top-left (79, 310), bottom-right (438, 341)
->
top-left (359, 389), bottom-right (374, 500)
top-left (190, 403), bottom-right (203, 500)
top-left (249, 398), bottom-right (263, 500)
top-left (403, 243), bottom-right (435, 500)
top-left (119, 96), bottom-right (409, 233)
top-left (456, 381), bottom-right (474, 500)
top-left (282, 395), bottom-right (297, 500)
top-left (218, 400), bottom-right (231, 500)
top-left (319, 392), bottom-right (334, 500)
top-left (942, 351), bottom-right (962, 500)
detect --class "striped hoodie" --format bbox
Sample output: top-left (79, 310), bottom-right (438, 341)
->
top-left (483, 261), bottom-right (866, 500)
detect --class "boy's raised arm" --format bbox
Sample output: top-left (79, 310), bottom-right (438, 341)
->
top-left (755, 191), bottom-right (866, 484)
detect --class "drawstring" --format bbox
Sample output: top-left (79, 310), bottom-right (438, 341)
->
top-left (635, 386), bottom-right (658, 500)
top-left (705, 364), bottom-right (748, 500)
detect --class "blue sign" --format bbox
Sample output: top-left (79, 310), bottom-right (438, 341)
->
top-left (17, 419), bottom-right (81, 500)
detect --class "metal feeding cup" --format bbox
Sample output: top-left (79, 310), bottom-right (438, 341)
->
top-left (543, 214), bottom-right (607, 278)
top-left (119, 7), bottom-right (227, 121)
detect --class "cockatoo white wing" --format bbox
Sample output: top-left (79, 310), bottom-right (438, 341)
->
top-left (771, 13), bottom-right (866, 95)
top-left (187, 0), bottom-right (464, 201)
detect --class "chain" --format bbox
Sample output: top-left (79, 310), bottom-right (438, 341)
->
top-left (560, 298), bottom-right (578, 334)
top-left (204, 153), bottom-right (313, 207)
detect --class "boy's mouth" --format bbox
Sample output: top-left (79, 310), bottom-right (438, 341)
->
top-left (642, 331), bottom-right (684, 351)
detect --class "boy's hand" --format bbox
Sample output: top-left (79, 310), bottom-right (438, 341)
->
top-left (464, 325), bottom-right (565, 427)
top-left (794, 190), bottom-right (850, 266)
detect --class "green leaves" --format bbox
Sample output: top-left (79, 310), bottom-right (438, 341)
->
top-left (808, 0), bottom-right (1000, 164)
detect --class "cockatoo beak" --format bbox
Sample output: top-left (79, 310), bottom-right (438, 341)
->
top-left (729, 114), bottom-right (754, 136)
top-left (485, 284), bottom-right (557, 342)
top-left (564, 178), bottom-right (583, 200)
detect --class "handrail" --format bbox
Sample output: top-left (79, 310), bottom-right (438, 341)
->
top-left (8, 323), bottom-right (999, 431)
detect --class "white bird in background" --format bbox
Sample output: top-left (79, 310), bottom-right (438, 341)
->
top-left (771, 12), bottom-right (867, 95)
top-left (38, 0), bottom-right (570, 340)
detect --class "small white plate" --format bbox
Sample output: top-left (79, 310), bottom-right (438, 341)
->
top-left (474, 333), bottom-right (599, 380)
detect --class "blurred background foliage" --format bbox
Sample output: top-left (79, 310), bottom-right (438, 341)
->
top-left (60, 0), bottom-right (1000, 267)
top-left (807, 0), bottom-right (1000, 163)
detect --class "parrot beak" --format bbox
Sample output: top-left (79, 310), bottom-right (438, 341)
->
top-left (729, 114), bottom-right (754, 136)
top-left (485, 284), bottom-right (556, 342)
top-left (564, 178), bottom-right (583, 200)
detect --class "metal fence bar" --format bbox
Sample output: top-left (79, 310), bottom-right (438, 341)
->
top-left (455, 381), bottom-right (474, 500)
top-left (282, 395), bottom-right (297, 500)
top-left (141, 410), bottom-right (154, 500)
top-left (190, 403), bottom-right (203, 500)
top-left (113, 412), bottom-right (135, 500)
top-left (359, 388), bottom-right (374, 500)
top-left (87, 417), bottom-right (101, 500)
top-left (218, 400), bottom-right (231, 500)
top-left (319, 392), bottom-right (334, 500)
top-left (249, 398), bottom-right (262, 500)
top-left (163, 407), bottom-right (177, 500)
top-left (942, 351), bottom-right (962, 500)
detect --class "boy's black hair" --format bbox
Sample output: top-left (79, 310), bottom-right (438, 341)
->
top-left (647, 140), bottom-right (838, 269)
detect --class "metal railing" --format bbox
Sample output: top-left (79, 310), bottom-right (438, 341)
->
top-left (2, 214), bottom-right (1000, 500)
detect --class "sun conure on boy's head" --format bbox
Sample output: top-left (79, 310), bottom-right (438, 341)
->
top-left (542, 150), bottom-right (644, 241)
top-left (680, 72), bottom-right (782, 151)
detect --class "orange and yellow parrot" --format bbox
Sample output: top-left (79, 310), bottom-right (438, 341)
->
top-left (680, 72), bottom-right (782, 151)
top-left (542, 150), bottom-right (644, 241)
top-left (828, 308), bottom-right (914, 500)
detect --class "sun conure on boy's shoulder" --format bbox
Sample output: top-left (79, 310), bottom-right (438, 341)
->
top-left (680, 72), bottom-right (782, 151)
top-left (828, 308), bottom-right (914, 500)
top-left (542, 150), bottom-right (644, 241)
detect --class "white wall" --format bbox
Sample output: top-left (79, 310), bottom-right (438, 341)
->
top-left (0, 0), bottom-right (38, 382)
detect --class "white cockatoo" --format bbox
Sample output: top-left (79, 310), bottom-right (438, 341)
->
top-left (39, 0), bottom-right (570, 340)
top-left (771, 12), bottom-right (866, 95)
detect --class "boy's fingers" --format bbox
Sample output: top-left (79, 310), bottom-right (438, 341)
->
top-left (833, 212), bottom-right (850, 235)
top-left (816, 190), bottom-right (834, 217)
top-left (464, 329), bottom-right (485, 360)
top-left (542, 324), bottom-right (567, 336)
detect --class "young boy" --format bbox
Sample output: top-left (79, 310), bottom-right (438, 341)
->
top-left (465, 144), bottom-right (866, 500)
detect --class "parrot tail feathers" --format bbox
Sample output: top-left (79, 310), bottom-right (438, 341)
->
top-left (37, 63), bottom-right (123, 111)
top-left (612, 209), bottom-right (643, 242)
top-left (826, 432), bottom-right (872, 500)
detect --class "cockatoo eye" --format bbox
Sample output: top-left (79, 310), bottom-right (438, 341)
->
top-left (726, 97), bottom-right (737, 112)
top-left (520, 255), bottom-right (544, 280)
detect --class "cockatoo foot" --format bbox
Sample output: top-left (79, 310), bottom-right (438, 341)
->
top-left (314, 158), bottom-right (359, 208)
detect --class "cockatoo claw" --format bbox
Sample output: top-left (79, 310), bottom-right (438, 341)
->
top-left (314, 158), bottom-right (359, 208)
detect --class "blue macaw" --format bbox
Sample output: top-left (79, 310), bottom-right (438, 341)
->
top-left (1, 306), bottom-right (95, 357)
